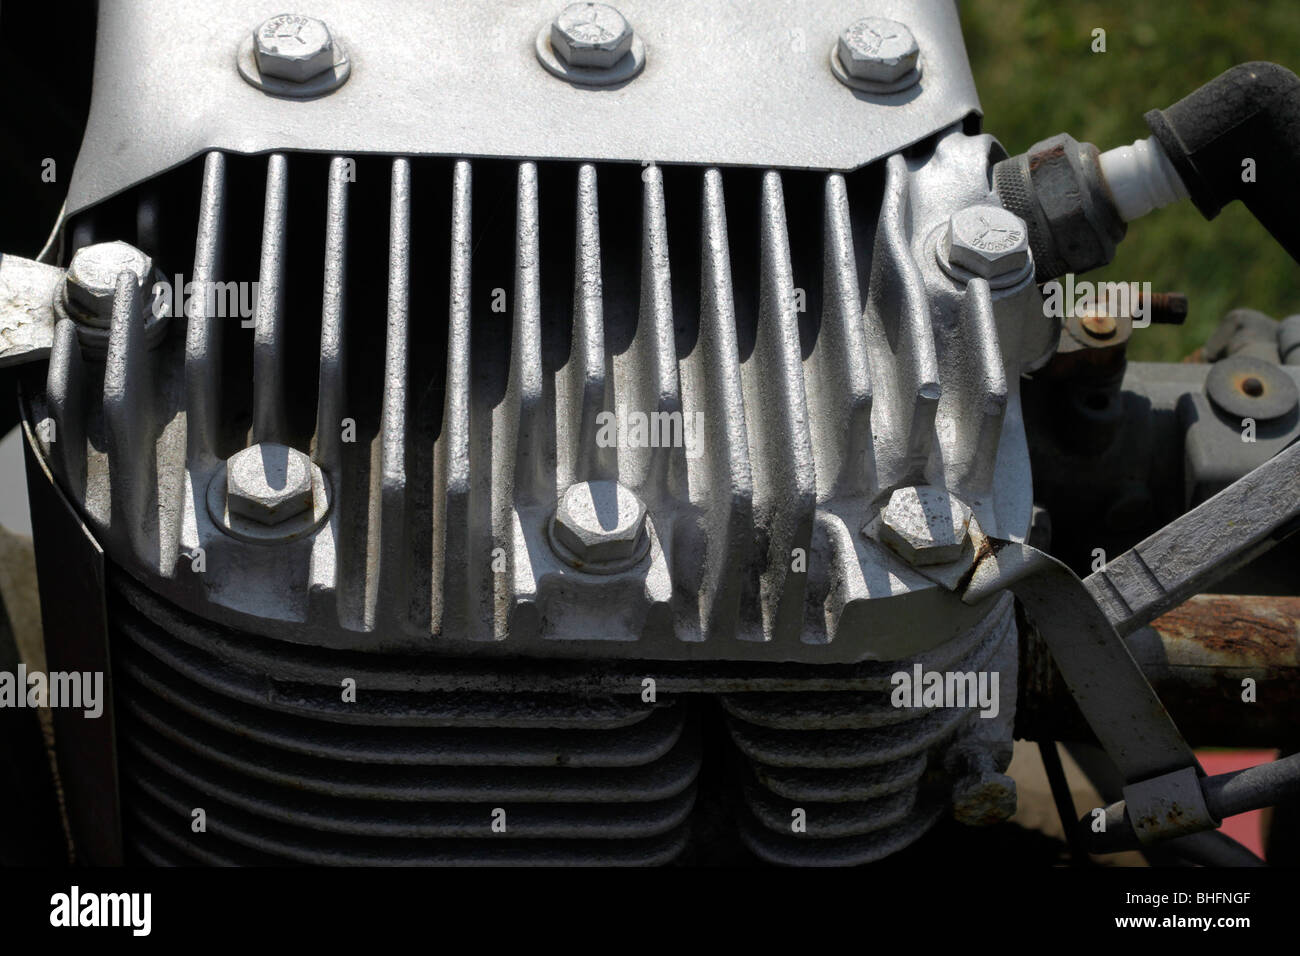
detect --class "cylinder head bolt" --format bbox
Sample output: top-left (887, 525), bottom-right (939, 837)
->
top-left (831, 17), bottom-right (921, 93)
top-left (239, 13), bottom-right (351, 96)
top-left (208, 442), bottom-right (332, 543)
top-left (549, 479), bottom-right (651, 573)
top-left (254, 14), bottom-right (337, 83)
top-left (937, 205), bottom-right (1034, 289)
top-left (877, 485), bottom-right (973, 567)
top-left (60, 241), bottom-right (170, 359)
top-left (551, 3), bottom-right (633, 69)
top-left (537, 3), bottom-right (645, 85)
top-left (226, 444), bottom-right (315, 525)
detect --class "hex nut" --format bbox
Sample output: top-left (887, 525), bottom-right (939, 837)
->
top-left (942, 205), bottom-right (1031, 281)
top-left (64, 242), bottom-right (154, 323)
top-left (879, 485), bottom-right (972, 567)
top-left (837, 17), bottom-right (919, 84)
top-left (254, 14), bottom-right (336, 83)
top-left (226, 443), bottom-right (315, 526)
top-left (550, 3), bottom-right (634, 69)
top-left (551, 479), bottom-right (648, 569)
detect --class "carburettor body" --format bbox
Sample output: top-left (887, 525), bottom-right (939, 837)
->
top-left (16, 0), bottom-right (1063, 865)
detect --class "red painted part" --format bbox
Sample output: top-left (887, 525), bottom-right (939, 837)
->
top-left (1197, 750), bottom-right (1277, 859)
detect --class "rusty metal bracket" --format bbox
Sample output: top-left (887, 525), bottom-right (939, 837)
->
top-left (1122, 767), bottom-right (1217, 845)
top-left (1088, 751), bottom-right (1300, 856)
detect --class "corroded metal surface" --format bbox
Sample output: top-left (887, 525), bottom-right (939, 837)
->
top-left (1020, 594), bottom-right (1300, 745)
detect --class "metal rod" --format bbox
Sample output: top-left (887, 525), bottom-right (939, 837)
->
top-left (1038, 740), bottom-right (1091, 865)
top-left (1019, 594), bottom-right (1300, 746)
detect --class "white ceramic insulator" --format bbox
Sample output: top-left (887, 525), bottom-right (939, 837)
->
top-left (1098, 135), bottom-right (1190, 222)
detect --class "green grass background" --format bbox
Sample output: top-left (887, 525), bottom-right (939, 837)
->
top-left (960, 0), bottom-right (1300, 360)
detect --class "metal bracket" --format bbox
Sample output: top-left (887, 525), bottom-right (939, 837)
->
top-left (1084, 437), bottom-right (1300, 638)
top-left (1122, 766), bottom-right (1217, 845)
top-left (953, 438), bottom-right (1300, 852)
top-left (0, 254), bottom-right (63, 369)
top-left (961, 538), bottom-right (1200, 784)
top-left (65, 0), bottom-right (984, 214)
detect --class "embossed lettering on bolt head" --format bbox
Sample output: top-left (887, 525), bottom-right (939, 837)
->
top-left (254, 14), bottom-right (336, 83)
top-left (879, 485), bottom-right (972, 566)
top-left (943, 205), bottom-right (1031, 279)
top-left (551, 3), bottom-right (634, 69)
top-left (838, 17), bottom-right (919, 83)
top-left (226, 443), bottom-right (314, 526)
top-left (65, 241), bottom-right (154, 319)
top-left (552, 479), bottom-right (647, 566)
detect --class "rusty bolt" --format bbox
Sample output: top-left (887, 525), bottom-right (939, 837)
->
top-left (952, 771), bottom-right (1019, 826)
top-left (942, 205), bottom-right (1032, 282)
top-left (551, 479), bottom-right (648, 569)
top-left (226, 443), bottom-right (314, 526)
top-left (837, 17), bottom-right (919, 85)
top-left (1080, 310), bottom-right (1119, 339)
top-left (879, 485), bottom-right (972, 567)
top-left (64, 241), bottom-right (154, 326)
top-left (948, 742), bottom-right (1017, 826)
top-left (550, 3), bottom-right (634, 70)
top-left (1142, 291), bottom-right (1189, 325)
top-left (254, 14), bottom-right (337, 83)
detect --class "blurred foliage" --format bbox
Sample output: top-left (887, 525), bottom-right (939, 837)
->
top-left (960, 0), bottom-right (1300, 360)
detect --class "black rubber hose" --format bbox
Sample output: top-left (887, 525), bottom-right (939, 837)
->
top-left (1146, 61), bottom-right (1300, 261)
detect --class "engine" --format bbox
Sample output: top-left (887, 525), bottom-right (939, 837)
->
top-left (3, 0), bottom-right (1300, 869)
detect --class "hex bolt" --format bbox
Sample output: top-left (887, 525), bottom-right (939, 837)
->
top-left (550, 479), bottom-right (649, 569)
top-left (952, 771), bottom-right (1019, 826)
top-left (940, 205), bottom-right (1032, 283)
top-left (1141, 290), bottom-right (1190, 325)
top-left (254, 14), bottom-right (337, 83)
top-left (837, 17), bottom-right (919, 85)
top-left (226, 443), bottom-right (315, 526)
top-left (63, 241), bottom-right (155, 326)
top-left (550, 3), bottom-right (634, 70)
top-left (878, 485), bottom-right (972, 567)
top-left (948, 743), bottom-right (1018, 826)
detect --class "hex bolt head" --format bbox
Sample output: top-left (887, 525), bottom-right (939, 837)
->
top-left (942, 205), bottom-right (1031, 281)
top-left (226, 443), bottom-right (315, 526)
top-left (838, 17), bottom-right (919, 84)
top-left (550, 3), bottom-right (634, 70)
top-left (254, 14), bottom-right (336, 83)
top-left (64, 241), bottom-right (154, 323)
top-left (952, 771), bottom-right (1018, 826)
top-left (551, 479), bottom-right (648, 568)
top-left (878, 485), bottom-right (972, 567)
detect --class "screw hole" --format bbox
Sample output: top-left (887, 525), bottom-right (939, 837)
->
top-left (1241, 376), bottom-right (1265, 397)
